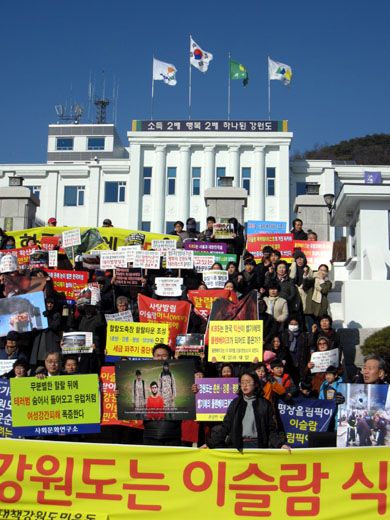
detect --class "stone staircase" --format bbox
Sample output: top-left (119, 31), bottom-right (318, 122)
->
top-left (328, 281), bottom-right (380, 379)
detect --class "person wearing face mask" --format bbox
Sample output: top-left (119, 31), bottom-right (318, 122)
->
top-left (280, 316), bottom-right (311, 385)
top-left (1, 236), bottom-right (16, 250)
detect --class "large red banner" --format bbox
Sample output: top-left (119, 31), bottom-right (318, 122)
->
top-left (138, 294), bottom-right (190, 351)
top-left (187, 289), bottom-right (238, 320)
top-left (49, 270), bottom-right (89, 301)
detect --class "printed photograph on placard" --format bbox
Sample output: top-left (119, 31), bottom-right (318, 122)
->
top-left (176, 334), bottom-right (205, 356)
top-left (115, 359), bottom-right (196, 421)
top-left (0, 292), bottom-right (48, 336)
top-left (337, 383), bottom-right (390, 447)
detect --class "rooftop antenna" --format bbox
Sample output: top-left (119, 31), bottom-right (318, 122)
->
top-left (94, 69), bottom-right (110, 124)
top-left (87, 71), bottom-right (95, 122)
top-left (112, 76), bottom-right (119, 126)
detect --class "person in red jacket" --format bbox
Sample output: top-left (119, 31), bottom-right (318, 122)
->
top-left (146, 381), bottom-right (165, 420)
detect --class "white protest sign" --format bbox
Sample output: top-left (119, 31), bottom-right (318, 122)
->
top-left (202, 270), bottom-right (229, 289)
top-left (310, 348), bottom-right (339, 373)
top-left (104, 310), bottom-right (134, 323)
top-left (193, 255), bottom-right (216, 273)
top-left (151, 239), bottom-right (177, 252)
top-left (155, 277), bottom-right (183, 297)
top-left (118, 245), bottom-right (142, 264)
top-left (133, 250), bottom-right (161, 270)
top-left (48, 250), bottom-right (58, 268)
top-left (62, 332), bottom-right (94, 354)
top-left (100, 250), bottom-right (127, 270)
top-left (61, 228), bottom-right (81, 248)
top-left (165, 250), bottom-right (194, 269)
top-left (0, 359), bottom-right (15, 375)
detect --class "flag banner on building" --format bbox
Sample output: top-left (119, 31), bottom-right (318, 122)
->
top-left (278, 397), bottom-right (336, 448)
top-left (100, 366), bottom-right (143, 429)
top-left (0, 291), bottom-right (48, 336)
top-left (364, 171), bottom-right (382, 184)
top-left (196, 377), bottom-right (239, 421)
top-left (1, 439), bottom-right (387, 519)
top-left (153, 58), bottom-right (177, 85)
top-left (0, 380), bottom-right (13, 438)
top-left (187, 289), bottom-right (238, 320)
top-left (229, 59), bottom-right (248, 86)
top-left (268, 57), bottom-right (293, 85)
top-left (138, 294), bottom-right (190, 350)
top-left (190, 36), bottom-right (213, 72)
top-left (176, 333), bottom-right (205, 356)
top-left (105, 321), bottom-right (169, 360)
top-left (337, 383), bottom-right (390, 448)
top-left (7, 226), bottom-right (178, 253)
top-left (208, 320), bottom-right (263, 362)
top-left (10, 374), bottom-right (100, 436)
top-left (246, 233), bottom-right (294, 260)
top-left (115, 359), bottom-right (196, 421)
top-left (247, 220), bottom-right (287, 235)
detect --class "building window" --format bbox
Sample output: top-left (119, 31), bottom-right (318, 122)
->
top-left (142, 221), bottom-right (151, 232)
top-left (166, 221), bottom-right (176, 234)
top-left (87, 137), bottom-right (105, 150)
top-left (216, 167), bottom-right (226, 186)
top-left (242, 167), bottom-right (251, 195)
top-left (56, 138), bottom-right (73, 151)
top-left (167, 167), bottom-right (176, 195)
top-left (64, 186), bottom-right (85, 206)
top-left (27, 185), bottom-right (41, 200)
top-left (143, 167), bottom-right (152, 195)
top-left (192, 167), bottom-right (201, 196)
top-left (266, 167), bottom-right (276, 196)
top-left (296, 182), bottom-right (306, 196)
top-left (104, 181), bottom-right (126, 203)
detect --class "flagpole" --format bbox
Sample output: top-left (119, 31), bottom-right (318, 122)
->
top-left (151, 56), bottom-right (155, 121)
top-left (228, 52), bottom-right (231, 121)
top-left (267, 56), bottom-right (271, 120)
top-left (189, 35), bottom-right (192, 120)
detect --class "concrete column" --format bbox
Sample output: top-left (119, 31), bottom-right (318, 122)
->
top-left (151, 145), bottom-right (167, 233)
top-left (177, 145), bottom-right (191, 222)
top-left (278, 143), bottom-right (290, 225)
top-left (203, 145), bottom-right (215, 190)
top-left (88, 164), bottom-right (101, 227)
top-left (252, 145), bottom-right (265, 220)
top-left (128, 143), bottom-right (142, 229)
top-left (45, 170), bottom-right (60, 224)
top-left (229, 146), bottom-right (240, 187)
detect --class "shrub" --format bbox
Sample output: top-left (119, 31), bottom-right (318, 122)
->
top-left (361, 327), bottom-right (390, 364)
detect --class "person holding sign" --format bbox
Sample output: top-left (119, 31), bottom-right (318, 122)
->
top-left (206, 371), bottom-right (289, 450)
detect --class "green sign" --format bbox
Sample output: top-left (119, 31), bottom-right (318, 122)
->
top-left (10, 375), bottom-right (100, 430)
top-left (194, 252), bottom-right (237, 269)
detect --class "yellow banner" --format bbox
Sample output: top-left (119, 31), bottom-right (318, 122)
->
top-left (0, 440), bottom-right (388, 519)
top-left (106, 321), bottom-right (169, 358)
top-left (8, 226), bottom-right (178, 251)
top-left (208, 320), bottom-right (263, 362)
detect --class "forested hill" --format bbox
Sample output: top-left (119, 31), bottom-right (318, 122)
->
top-left (293, 134), bottom-right (390, 164)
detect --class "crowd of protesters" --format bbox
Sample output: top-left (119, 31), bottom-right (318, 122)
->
top-left (0, 216), bottom-right (388, 449)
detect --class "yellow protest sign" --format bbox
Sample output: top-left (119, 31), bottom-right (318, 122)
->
top-left (208, 320), bottom-right (263, 362)
top-left (0, 439), bottom-right (388, 519)
top-left (8, 226), bottom-right (178, 251)
top-left (106, 321), bottom-right (169, 358)
top-left (10, 375), bottom-right (100, 436)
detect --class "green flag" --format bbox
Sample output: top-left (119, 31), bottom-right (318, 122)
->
top-left (229, 59), bottom-right (249, 86)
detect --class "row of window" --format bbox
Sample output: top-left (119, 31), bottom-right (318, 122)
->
top-left (28, 182), bottom-right (126, 206)
top-left (56, 137), bottom-right (105, 151)
top-left (143, 166), bottom-right (276, 196)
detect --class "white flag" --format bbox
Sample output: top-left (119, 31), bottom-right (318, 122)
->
top-left (268, 57), bottom-right (292, 85)
top-left (190, 36), bottom-right (213, 73)
top-left (153, 58), bottom-right (177, 86)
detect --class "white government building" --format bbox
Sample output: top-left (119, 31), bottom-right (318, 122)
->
top-left (1, 119), bottom-right (390, 329)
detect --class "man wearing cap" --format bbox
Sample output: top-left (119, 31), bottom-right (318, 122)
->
top-left (47, 218), bottom-right (57, 227)
top-left (102, 219), bottom-right (113, 227)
